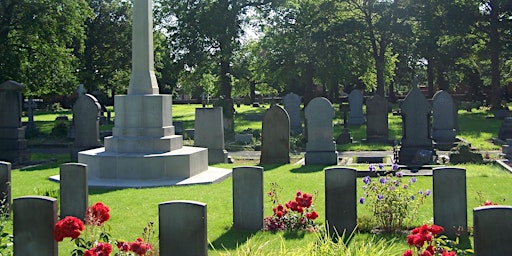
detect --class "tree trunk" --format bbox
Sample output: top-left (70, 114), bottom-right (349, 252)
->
top-left (219, 59), bottom-right (232, 99)
top-left (303, 62), bottom-right (315, 106)
top-left (489, 0), bottom-right (502, 110)
top-left (250, 81), bottom-right (256, 103)
top-left (427, 60), bottom-right (435, 97)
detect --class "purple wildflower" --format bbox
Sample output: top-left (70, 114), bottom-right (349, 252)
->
top-left (425, 189), bottom-right (431, 196)
top-left (363, 176), bottom-right (371, 184)
top-left (369, 164), bottom-right (376, 172)
top-left (410, 195), bottom-right (415, 200)
top-left (378, 164), bottom-right (384, 170)
top-left (379, 177), bottom-right (387, 184)
top-left (392, 163), bottom-right (399, 171)
top-left (377, 194), bottom-right (384, 200)
top-left (359, 197), bottom-right (365, 204)
top-left (395, 171), bottom-right (404, 178)
top-left (418, 190), bottom-right (423, 195)
top-left (403, 184), bottom-right (409, 189)
top-left (410, 177), bottom-right (417, 183)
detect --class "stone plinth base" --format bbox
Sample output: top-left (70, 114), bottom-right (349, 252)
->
top-left (305, 151), bottom-right (338, 165)
top-left (399, 147), bottom-right (436, 165)
top-left (433, 129), bottom-right (457, 150)
top-left (79, 146), bottom-right (209, 182)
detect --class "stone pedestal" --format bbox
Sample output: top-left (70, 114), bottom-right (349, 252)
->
top-left (0, 81), bottom-right (29, 164)
top-left (499, 117), bottom-right (512, 141)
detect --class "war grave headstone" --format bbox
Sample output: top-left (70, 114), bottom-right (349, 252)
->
top-left (78, 0), bottom-right (230, 187)
top-left (365, 94), bottom-right (389, 143)
top-left (232, 166), bottom-right (263, 230)
top-left (260, 105), bottom-right (290, 164)
top-left (71, 87), bottom-right (102, 161)
top-left (194, 107), bottom-right (229, 164)
top-left (283, 93), bottom-right (302, 135)
top-left (398, 80), bottom-right (435, 164)
top-left (13, 196), bottom-right (58, 255)
top-left (325, 167), bottom-right (357, 236)
top-left (473, 206), bottom-right (512, 256)
top-left (433, 167), bottom-right (469, 246)
top-left (0, 80), bottom-right (29, 164)
top-left (159, 200), bottom-right (207, 256)
top-left (305, 97), bottom-right (338, 165)
top-left (59, 163), bottom-right (88, 220)
top-left (432, 90), bottom-right (457, 150)
top-left (347, 89), bottom-right (365, 126)
top-left (0, 161), bottom-right (11, 212)
top-left (498, 117), bottom-right (512, 141)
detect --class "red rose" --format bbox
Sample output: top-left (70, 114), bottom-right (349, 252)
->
top-left (116, 241), bottom-right (131, 252)
top-left (426, 245), bottom-right (435, 254)
top-left (306, 211), bottom-right (319, 220)
top-left (421, 249), bottom-right (433, 256)
top-left (54, 216), bottom-right (85, 242)
top-left (84, 249), bottom-right (98, 256)
top-left (86, 202), bottom-right (110, 226)
top-left (276, 211), bottom-right (284, 218)
top-left (130, 238), bottom-right (152, 255)
top-left (403, 250), bottom-right (413, 256)
top-left (429, 224), bottom-right (444, 235)
top-left (95, 242), bottom-right (112, 256)
top-left (442, 251), bottom-right (457, 256)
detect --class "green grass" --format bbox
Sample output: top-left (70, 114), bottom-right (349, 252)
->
top-left (7, 156), bottom-right (512, 255)
top-left (8, 103), bottom-right (506, 254)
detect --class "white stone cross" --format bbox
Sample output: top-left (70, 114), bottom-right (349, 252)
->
top-left (128, 0), bottom-right (159, 95)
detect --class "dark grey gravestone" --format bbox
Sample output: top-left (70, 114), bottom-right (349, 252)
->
top-left (325, 167), bottom-right (357, 236)
top-left (473, 206), bottom-right (512, 256)
top-left (305, 97), bottom-right (338, 165)
top-left (283, 93), bottom-right (302, 135)
top-left (194, 107), bottom-right (228, 164)
top-left (173, 121), bottom-right (183, 135)
top-left (159, 200), bottom-right (207, 256)
top-left (399, 84), bottom-right (434, 164)
top-left (347, 89), bottom-right (365, 126)
top-left (260, 105), bottom-right (290, 164)
top-left (24, 98), bottom-right (38, 133)
top-left (366, 95), bottom-right (389, 142)
top-left (59, 163), bottom-right (88, 220)
top-left (232, 166), bottom-right (263, 230)
top-left (14, 196), bottom-right (58, 256)
top-left (73, 94), bottom-right (101, 148)
top-left (0, 161), bottom-right (11, 212)
top-left (432, 91), bottom-right (457, 150)
top-left (433, 167), bottom-right (469, 242)
top-left (0, 80), bottom-right (29, 164)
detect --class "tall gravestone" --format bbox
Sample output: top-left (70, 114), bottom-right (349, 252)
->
top-left (325, 167), bottom-right (357, 236)
top-left (473, 206), bottom-right (512, 256)
top-left (0, 80), bottom-right (29, 164)
top-left (72, 88), bottom-right (102, 161)
top-left (399, 82), bottom-right (435, 164)
top-left (194, 107), bottom-right (229, 164)
top-left (498, 117), bottom-right (512, 141)
top-left (260, 105), bottom-right (290, 164)
top-left (13, 196), bottom-right (58, 255)
top-left (432, 90), bottom-right (457, 150)
top-left (159, 200), bottom-right (207, 256)
top-left (59, 163), bottom-right (88, 220)
top-left (283, 93), bottom-right (302, 135)
top-left (24, 98), bottom-right (38, 134)
top-left (366, 95), bottom-right (389, 143)
top-left (232, 166), bottom-right (263, 230)
top-left (0, 161), bottom-right (11, 212)
top-left (433, 167), bottom-right (469, 245)
top-left (347, 89), bottom-right (365, 126)
top-left (305, 97), bottom-right (338, 165)
top-left (78, 0), bottom-right (230, 187)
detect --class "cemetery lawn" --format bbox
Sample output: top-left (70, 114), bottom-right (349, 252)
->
top-left (8, 158), bottom-right (512, 254)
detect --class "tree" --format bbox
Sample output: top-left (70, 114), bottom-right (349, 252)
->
top-left (0, 0), bottom-right (92, 96)
top-left (79, 0), bottom-right (132, 98)
top-left (156, 0), bottom-right (284, 100)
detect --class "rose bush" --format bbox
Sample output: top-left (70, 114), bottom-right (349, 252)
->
top-left (54, 202), bottom-right (155, 256)
top-left (263, 183), bottom-right (319, 232)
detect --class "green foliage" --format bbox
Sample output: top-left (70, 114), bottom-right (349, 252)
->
top-left (0, 186), bottom-right (13, 256)
top-left (359, 166), bottom-right (430, 233)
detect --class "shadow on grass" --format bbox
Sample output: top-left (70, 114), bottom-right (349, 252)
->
top-left (290, 165), bottom-right (327, 173)
top-left (209, 227), bottom-right (258, 251)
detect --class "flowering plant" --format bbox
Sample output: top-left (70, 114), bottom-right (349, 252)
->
top-left (403, 224), bottom-right (473, 256)
top-left (359, 164), bottom-right (430, 232)
top-left (54, 202), bottom-right (155, 256)
top-left (263, 182), bottom-right (319, 232)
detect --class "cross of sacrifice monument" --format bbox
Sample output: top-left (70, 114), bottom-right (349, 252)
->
top-left (71, 0), bottom-right (231, 188)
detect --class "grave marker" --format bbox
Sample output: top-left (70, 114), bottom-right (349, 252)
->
top-left (260, 105), bottom-right (290, 164)
top-left (13, 196), bottom-right (58, 255)
top-left (159, 200), bottom-right (207, 256)
top-left (366, 95), bottom-right (388, 143)
top-left (0, 161), bottom-right (11, 213)
top-left (305, 97), bottom-right (338, 165)
top-left (194, 107), bottom-right (229, 164)
top-left (283, 93), bottom-right (302, 135)
top-left (473, 205), bottom-right (512, 256)
top-left (59, 163), bottom-right (88, 220)
top-left (433, 167), bottom-right (469, 242)
top-left (325, 167), bottom-right (357, 236)
top-left (432, 91), bottom-right (457, 150)
top-left (232, 166), bottom-right (263, 230)
top-left (347, 89), bottom-right (365, 126)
